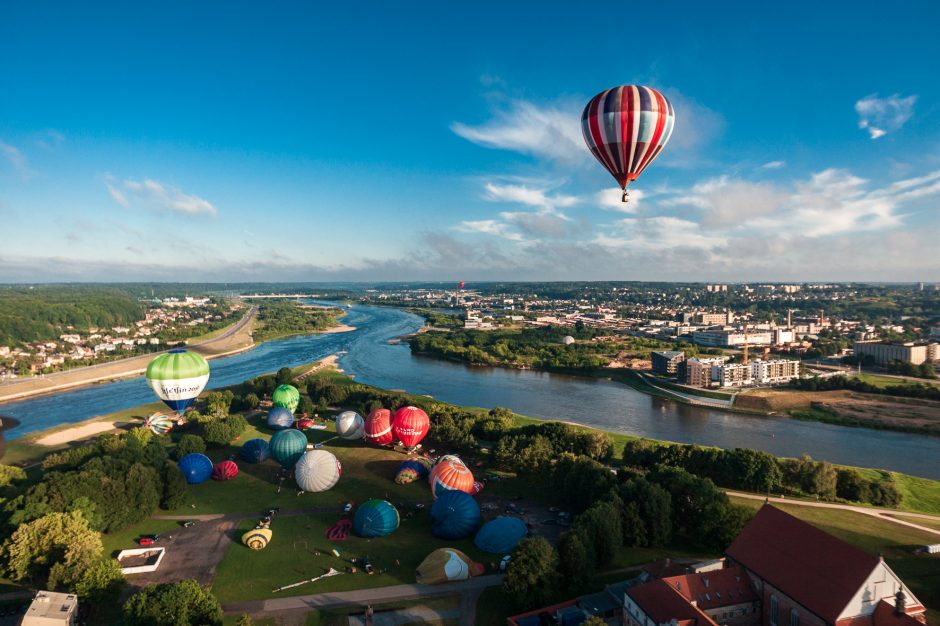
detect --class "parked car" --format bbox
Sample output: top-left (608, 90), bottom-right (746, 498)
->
top-left (343, 502), bottom-right (353, 513)
top-left (138, 537), bottom-right (156, 547)
top-left (182, 521), bottom-right (196, 528)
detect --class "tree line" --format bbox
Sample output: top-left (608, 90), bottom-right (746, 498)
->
top-left (793, 374), bottom-right (940, 401)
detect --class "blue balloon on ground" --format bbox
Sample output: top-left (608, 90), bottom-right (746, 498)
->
top-left (353, 499), bottom-right (400, 538)
top-left (178, 453), bottom-right (213, 484)
top-left (240, 438), bottom-right (270, 463)
top-left (266, 407), bottom-right (294, 430)
top-left (474, 516), bottom-right (527, 554)
top-left (430, 490), bottom-right (480, 539)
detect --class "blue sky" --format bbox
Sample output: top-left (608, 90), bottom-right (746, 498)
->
top-left (2, 1), bottom-right (940, 282)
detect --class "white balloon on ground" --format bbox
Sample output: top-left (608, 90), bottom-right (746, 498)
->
top-left (336, 411), bottom-right (365, 440)
top-left (295, 450), bottom-right (342, 492)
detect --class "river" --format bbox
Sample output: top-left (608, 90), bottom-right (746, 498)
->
top-left (1, 303), bottom-right (938, 479)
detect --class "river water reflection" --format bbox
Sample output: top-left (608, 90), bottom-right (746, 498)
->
top-left (1, 303), bottom-right (938, 479)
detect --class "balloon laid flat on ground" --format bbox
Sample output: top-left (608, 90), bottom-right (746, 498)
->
top-left (325, 519), bottom-right (352, 541)
top-left (582, 85), bottom-right (675, 202)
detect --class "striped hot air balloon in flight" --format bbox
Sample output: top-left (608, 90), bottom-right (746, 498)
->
top-left (145, 350), bottom-right (210, 415)
top-left (581, 85), bottom-right (675, 203)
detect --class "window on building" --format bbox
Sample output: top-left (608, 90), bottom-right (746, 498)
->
top-left (770, 595), bottom-right (778, 626)
top-left (790, 609), bottom-right (799, 626)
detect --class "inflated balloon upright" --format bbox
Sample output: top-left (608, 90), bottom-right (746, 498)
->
top-left (146, 350), bottom-right (210, 415)
top-left (212, 460), bottom-right (239, 481)
top-left (295, 450), bottom-right (341, 492)
top-left (336, 411), bottom-right (365, 440)
top-left (392, 406), bottom-right (429, 447)
top-left (240, 438), bottom-right (270, 463)
top-left (178, 453), bottom-right (213, 484)
top-left (266, 407), bottom-right (294, 430)
top-left (429, 457), bottom-right (475, 498)
top-left (269, 429), bottom-right (307, 468)
top-left (430, 490), bottom-right (481, 539)
top-left (582, 85), bottom-right (675, 202)
top-left (364, 409), bottom-right (394, 446)
top-left (353, 499), bottom-right (399, 538)
top-left (272, 384), bottom-right (300, 413)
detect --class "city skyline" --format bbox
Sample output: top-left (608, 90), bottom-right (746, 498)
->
top-left (2, 2), bottom-right (940, 282)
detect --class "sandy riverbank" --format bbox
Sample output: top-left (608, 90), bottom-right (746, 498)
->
top-left (35, 421), bottom-right (125, 446)
top-left (321, 324), bottom-right (356, 334)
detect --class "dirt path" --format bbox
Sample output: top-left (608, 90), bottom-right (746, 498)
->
top-left (0, 306), bottom-right (258, 403)
top-left (727, 491), bottom-right (940, 537)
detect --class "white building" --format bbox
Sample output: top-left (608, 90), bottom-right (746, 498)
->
top-left (693, 329), bottom-right (772, 348)
top-left (22, 591), bottom-right (78, 625)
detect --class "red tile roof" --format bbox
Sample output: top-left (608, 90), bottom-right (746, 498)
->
top-left (626, 580), bottom-right (719, 626)
top-left (663, 565), bottom-right (759, 610)
top-left (870, 600), bottom-right (927, 626)
top-left (725, 505), bottom-right (879, 623)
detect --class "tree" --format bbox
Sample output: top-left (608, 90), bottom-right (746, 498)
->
top-left (2, 511), bottom-right (102, 588)
top-left (205, 391), bottom-right (234, 418)
top-left (503, 538), bottom-right (559, 611)
top-left (175, 434), bottom-right (206, 460)
top-left (122, 579), bottom-right (223, 626)
top-left (161, 462), bottom-right (188, 510)
top-left (0, 464), bottom-right (26, 490)
top-left (275, 367), bottom-right (293, 385)
top-left (236, 615), bottom-right (255, 626)
top-left (244, 393), bottom-right (260, 409)
top-left (836, 469), bottom-right (870, 502)
top-left (557, 532), bottom-right (595, 594)
top-left (203, 415), bottom-right (247, 447)
top-left (72, 557), bottom-right (124, 607)
top-left (572, 500), bottom-right (622, 567)
top-left (514, 435), bottom-right (554, 473)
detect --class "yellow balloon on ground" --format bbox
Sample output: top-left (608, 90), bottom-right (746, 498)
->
top-left (415, 548), bottom-right (484, 585)
top-left (242, 528), bottom-right (272, 550)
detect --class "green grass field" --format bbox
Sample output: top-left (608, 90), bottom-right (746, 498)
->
top-left (854, 373), bottom-right (940, 389)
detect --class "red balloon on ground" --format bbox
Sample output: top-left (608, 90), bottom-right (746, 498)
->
top-left (212, 460), bottom-right (239, 481)
top-left (392, 406), bottom-right (430, 447)
top-left (297, 418), bottom-right (315, 430)
top-left (364, 408), bottom-right (394, 446)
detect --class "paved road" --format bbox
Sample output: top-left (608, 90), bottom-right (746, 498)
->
top-left (0, 306), bottom-right (257, 403)
top-left (727, 491), bottom-right (940, 537)
top-left (224, 575), bottom-right (502, 624)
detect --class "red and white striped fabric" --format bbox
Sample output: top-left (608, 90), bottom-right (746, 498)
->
top-left (581, 85), bottom-right (675, 192)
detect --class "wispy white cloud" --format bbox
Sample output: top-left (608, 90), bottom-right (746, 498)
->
top-left (483, 182), bottom-right (578, 211)
top-left (455, 219), bottom-right (524, 241)
top-left (0, 141), bottom-right (36, 180)
top-left (664, 176), bottom-right (787, 228)
top-left (855, 93), bottom-right (917, 139)
top-left (762, 160), bottom-right (786, 169)
top-left (107, 177), bottom-right (218, 215)
top-left (452, 99), bottom-right (585, 164)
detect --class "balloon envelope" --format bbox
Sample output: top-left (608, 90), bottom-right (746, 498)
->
top-left (145, 414), bottom-right (174, 435)
top-left (581, 85), bottom-right (675, 193)
top-left (269, 429), bottom-right (307, 468)
top-left (429, 458), bottom-right (475, 499)
top-left (266, 407), bottom-right (294, 430)
top-left (353, 499), bottom-right (399, 538)
top-left (297, 418), bottom-right (315, 430)
top-left (145, 350), bottom-right (210, 415)
top-left (295, 450), bottom-right (342, 492)
top-left (240, 438), bottom-right (270, 463)
top-left (336, 411), bottom-right (365, 440)
top-left (392, 406), bottom-right (429, 447)
top-left (212, 460), bottom-right (239, 481)
top-left (271, 384), bottom-right (300, 413)
top-left (474, 517), bottom-right (527, 554)
top-left (416, 548), bottom-right (484, 585)
top-left (364, 409), bottom-right (394, 446)
top-left (178, 453), bottom-right (213, 484)
top-left (430, 490), bottom-right (480, 539)
top-left (242, 528), bottom-right (272, 550)
top-left (395, 458), bottom-right (433, 484)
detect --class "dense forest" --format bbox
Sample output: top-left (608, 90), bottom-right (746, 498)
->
top-left (0, 286), bottom-right (145, 346)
